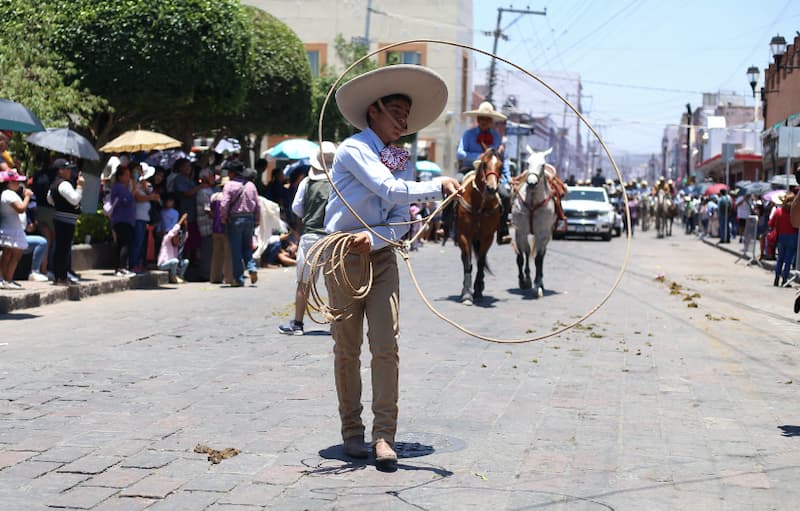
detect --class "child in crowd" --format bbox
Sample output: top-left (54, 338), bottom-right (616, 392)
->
top-left (262, 233), bottom-right (297, 268)
top-left (160, 193), bottom-right (179, 235)
top-left (157, 212), bottom-right (189, 284)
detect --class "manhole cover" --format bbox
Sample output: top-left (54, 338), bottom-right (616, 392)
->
top-left (395, 432), bottom-right (466, 458)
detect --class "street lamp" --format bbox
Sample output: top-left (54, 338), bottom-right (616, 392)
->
top-left (747, 65), bottom-right (760, 97)
top-left (769, 34), bottom-right (800, 70)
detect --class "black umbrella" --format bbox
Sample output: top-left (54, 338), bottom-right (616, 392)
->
top-left (0, 98), bottom-right (45, 132)
top-left (26, 127), bottom-right (100, 161)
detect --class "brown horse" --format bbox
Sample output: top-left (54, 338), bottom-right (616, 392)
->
top-left (455, 148), bottom-right (503, 305)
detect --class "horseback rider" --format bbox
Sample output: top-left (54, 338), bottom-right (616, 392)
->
top-left (457, 101), bottom-right (512, 244)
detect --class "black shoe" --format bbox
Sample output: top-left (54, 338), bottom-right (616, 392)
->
top-left (774, 275), bottom-right (780, 287)
top-left (794, 294), bottom-right (800, 314)
top-left (343, 435), bottom-right (369, 459)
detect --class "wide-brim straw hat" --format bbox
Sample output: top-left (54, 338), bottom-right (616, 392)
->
top-left (309, 141), bottom-right (336, 180)
top-left (463, 101), bottom-right (507, 121)
top-left (335, 65), bottom-right (448, 136)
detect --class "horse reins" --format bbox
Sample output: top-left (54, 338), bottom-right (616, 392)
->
top-left (513, 168), bottom-right (558, 234)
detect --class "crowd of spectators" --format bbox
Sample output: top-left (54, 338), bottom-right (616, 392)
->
top-left (0, 143), bottom-right (312, 289)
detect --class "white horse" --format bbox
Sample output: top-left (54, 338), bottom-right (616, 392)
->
top-left (511, 146), bottom-right (558, 297)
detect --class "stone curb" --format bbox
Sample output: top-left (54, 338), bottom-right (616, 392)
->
top-left (0, 271), bottom-right (169, 315)
top-left (700, 237), bottom-right (776, 272)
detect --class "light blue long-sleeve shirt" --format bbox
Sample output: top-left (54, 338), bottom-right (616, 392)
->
top-left (324, 128), bottom-right (443, 250)
top-left (456, 126), bottom-right (510, 185)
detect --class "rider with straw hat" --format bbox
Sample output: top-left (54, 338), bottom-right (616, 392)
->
top-left (457, 101), bottom-right (512, 244)
top-left (324, 64), bottom-right (461, 471)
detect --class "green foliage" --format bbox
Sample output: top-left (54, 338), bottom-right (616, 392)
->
top-left (74, 212), bottom-right (112, 244)
top-left (308, 34), bottom-right (378, 142)
top-left (0, 1), bottom-right (107, 129)
top-left (49, 0), bottom-right (251, 126)
top-left (237, 6), bottom-right (312, 136)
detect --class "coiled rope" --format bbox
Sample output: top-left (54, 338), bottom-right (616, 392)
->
top-left (303, 39), bottom-right (632, 344)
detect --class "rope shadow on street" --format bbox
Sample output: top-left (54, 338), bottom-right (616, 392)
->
top-left (305, 442), bottom-right (453, 478)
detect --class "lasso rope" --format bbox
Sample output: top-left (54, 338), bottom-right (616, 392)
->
top-left (305, 39), bottom-right (632, 344)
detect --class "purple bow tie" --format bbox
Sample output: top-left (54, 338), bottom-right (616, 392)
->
top-left (380, 145), bottom-right (409, 171)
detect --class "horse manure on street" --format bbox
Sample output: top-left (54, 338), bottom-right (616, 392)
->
top-left (194, 444), bottom-right (241, 464)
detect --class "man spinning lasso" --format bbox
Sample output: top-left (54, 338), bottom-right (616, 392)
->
top-left (324, 64), bottom-right (461, 472)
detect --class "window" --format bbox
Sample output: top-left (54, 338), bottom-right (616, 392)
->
top-left (307, 50), bottom-right (320, 77)
top-left (304, 43), bottom-right (327, 78)
top-left (378, 43), bottom-right (426, 66)
top-left (386, 50), bottom-right (422, 65)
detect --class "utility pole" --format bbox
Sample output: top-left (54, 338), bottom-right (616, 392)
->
top-left (485, 6), bottom-right (546, 105)
top-left (685, 103), bottom-right (692, 186)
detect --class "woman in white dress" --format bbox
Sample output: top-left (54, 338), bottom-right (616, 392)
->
top-left (0, 169), bottom-right (33, 289)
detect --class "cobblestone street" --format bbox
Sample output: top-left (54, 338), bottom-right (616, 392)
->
top-left (1, 230), bottom-right (798, 510)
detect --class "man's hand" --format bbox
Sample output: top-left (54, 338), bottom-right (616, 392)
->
top-left (440, 176), bottom-right (462, 197)
top-left (76, 173), bottom-right (85, 187)
top-left (348, 232), bottom-right (371, 255)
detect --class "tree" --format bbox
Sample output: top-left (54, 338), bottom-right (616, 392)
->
top-left (0, 0), bottom-right (107, 168)
top-left (308, 35), bottom-right (378, 143)
top-left (48, 0), bottom-right (252, 145)
top-left (232, 6), bottom-right (313, 160)
top-left (238, 7), bottom-right (312, 136)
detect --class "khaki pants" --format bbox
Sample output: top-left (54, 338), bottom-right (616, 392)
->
top-left (325, 247), bottom-right (399, 444)
top-left (210, 232), bottom-right (233, 284)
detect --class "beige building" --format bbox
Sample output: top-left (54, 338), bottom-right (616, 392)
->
top-left (243, 0), bottom-right (474, 175)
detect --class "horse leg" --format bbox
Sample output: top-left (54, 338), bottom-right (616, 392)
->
top-left (515, 228), bottom-right (532, 289)
top-left (533, 249), bottom-right (546, 298)
top-left (458, 236), bottom-right (473, 305)
top-left (474, 248), bottom-right (486, 300)
top-left (516, 251), bottom-right (531, 289)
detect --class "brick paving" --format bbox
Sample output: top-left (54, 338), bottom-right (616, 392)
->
top-left (1, 230), bottom-right (798, 509)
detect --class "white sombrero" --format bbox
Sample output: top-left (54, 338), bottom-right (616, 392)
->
top-left (463, 101), bottom-right (507, 121)
top-left (309, 141), bottom-right (336, 180)
top-left (335, 65), bottom-right (448, 136)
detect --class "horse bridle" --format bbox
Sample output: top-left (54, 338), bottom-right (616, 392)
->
top-left (458, 153), bottom-right (502, 215)
top-left (515, 163), bottom-right (556, 232)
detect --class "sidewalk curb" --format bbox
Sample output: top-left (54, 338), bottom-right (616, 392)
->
top-left (700, 237), bottom-right (776, 272)
top-left (0, 271), bottom-right (169, 315)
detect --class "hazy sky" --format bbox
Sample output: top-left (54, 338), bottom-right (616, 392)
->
top-left (472, 0), bottom-right (800, 156)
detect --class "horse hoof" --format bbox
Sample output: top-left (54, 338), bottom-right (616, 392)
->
top-left (537, 287), bottom-right (544, 298)
top-left (462, 298), bottom-right (473, 306)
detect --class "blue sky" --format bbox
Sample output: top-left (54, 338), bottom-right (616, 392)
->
top-left (472, 0), bottom-right (800, 156)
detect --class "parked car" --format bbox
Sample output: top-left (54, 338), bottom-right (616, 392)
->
top-left (554, 186), bottom-right (615, 241)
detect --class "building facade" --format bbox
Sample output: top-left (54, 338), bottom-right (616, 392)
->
top-left (760, 33), bottom-right (800, 179)
top-left (243, 0), bottom-right (474, 175)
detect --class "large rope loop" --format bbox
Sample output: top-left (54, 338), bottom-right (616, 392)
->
top-left (304, 39), bottom-right (631, 344)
